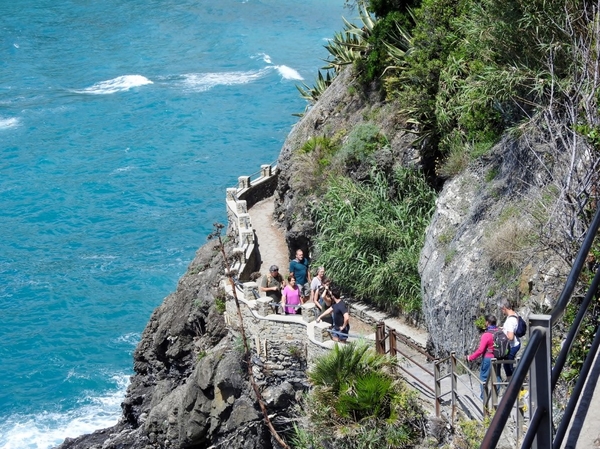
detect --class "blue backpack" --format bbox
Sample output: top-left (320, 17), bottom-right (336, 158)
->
top-left (514, 314), bottom-right (527, 338)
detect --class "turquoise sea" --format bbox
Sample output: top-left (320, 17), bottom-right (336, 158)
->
top-left (0, 1), bottom-right (346, 447)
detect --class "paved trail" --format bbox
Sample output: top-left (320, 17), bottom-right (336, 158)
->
top-left (247, 196), bottom-right (289, 277)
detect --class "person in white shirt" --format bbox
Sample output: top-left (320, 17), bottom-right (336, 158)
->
top-left (310, 266), bottom-right (325, 309)
top-left (498, 299), bottom-right (521, 379)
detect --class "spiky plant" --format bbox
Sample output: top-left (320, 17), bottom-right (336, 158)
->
top-left (298, 341), bottom-right (425, 449)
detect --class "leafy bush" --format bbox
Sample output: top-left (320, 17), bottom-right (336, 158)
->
top-left (293, 342), bottom-right (425, 449)
top-left (332, 123), bottom-right (388, 172)
top-left (312, 167), bottom-right (436, 313)
top-left (294, 135), bottom-right (342, 195)
top-left (359, 11), bottom-right (414, 83)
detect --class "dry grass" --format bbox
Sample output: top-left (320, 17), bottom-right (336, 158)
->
top-left (485, 217), bottom-right (534, 269)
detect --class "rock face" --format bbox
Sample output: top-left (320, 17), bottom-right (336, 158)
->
top-left (56, 242), bottom-right (277, 449)
top-left (274, 67), bottom-right (420, 257)
top-left (420, 129), bottom-right (592, 356)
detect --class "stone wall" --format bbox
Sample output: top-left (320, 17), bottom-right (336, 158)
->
top-left (226, 164), bottom-right (277, 281)
top-left (223, 280), bottom-right (336, 367)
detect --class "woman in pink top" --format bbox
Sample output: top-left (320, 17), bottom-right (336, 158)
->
top-left (282, 274), bottom-right (301, 314)
top-left (467, 314), bottom-right (501, 399)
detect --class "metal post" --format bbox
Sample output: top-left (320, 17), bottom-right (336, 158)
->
top-left (451, 351), bottom-right (457, 423)
top-left (389, 329), bottom-right (397, 357)
top-left (529, 314), bottom-right (552, 449)
top-left (434, 360), bottom-right (441, 417)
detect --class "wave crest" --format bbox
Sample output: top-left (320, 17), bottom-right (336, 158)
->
top-left (180, 68), bottom-right (271, 92)
top-left (74, 75), bottom-right (153, 95)
top-left (0, 117), bottom-right (20, 129)
top-left (275, 65), bottom-right (303, 80)
top-left (0, 374), bottom-right (129, 449)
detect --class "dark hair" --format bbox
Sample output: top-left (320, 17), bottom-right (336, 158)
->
top-left (287, 273), bottom-right (296, 283)
top-left (330, 286), bottom-right (341, 299)
top-left (485, 314), bottom-right (497, 326)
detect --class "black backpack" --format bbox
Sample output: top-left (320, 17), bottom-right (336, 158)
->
top-left (489, 329), bottom-right (510, 359)
top-left (514, 315), bottom-right (527, 338)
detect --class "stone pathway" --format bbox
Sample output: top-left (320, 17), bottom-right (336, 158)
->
top-left (247, 197), bottom-right (289, 276)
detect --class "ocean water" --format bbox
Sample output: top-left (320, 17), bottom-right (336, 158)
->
top-left (0, 1), bottom-right (346, 447)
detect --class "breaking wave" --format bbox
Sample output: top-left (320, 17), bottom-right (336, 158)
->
top-left (73, 75), bottom-right (153, 95)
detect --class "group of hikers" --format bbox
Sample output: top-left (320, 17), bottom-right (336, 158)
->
top-left (466, 299), bottom-right (525, 398)
top-left (258, 249), bottom-right (350, 342)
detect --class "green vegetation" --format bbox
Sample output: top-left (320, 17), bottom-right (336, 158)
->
top-left (333, 123), bottom-right (388, 170)
top-left (560, 273), bottom-right (600, 384)
top-left (292, 341), bottom-right (425, 449)
top-left (454, 414), bottom-right (493, 449)
top-left (214, 286), bottom-right (227, 314)
top-left (313, 167), bottom-right (436, 314)
top-left (474, 316), bottom-right (487, 331)
top-left (316, 0), bottom-right (600, 179)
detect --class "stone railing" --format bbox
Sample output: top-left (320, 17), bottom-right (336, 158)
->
top-left (226, 163), bottom-right (278, 281)
top-left (222, 279), bottom-right (337, 367)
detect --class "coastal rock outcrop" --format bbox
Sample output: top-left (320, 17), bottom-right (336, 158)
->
top-left (56, 241), bottom-right (277, 449)
top-left (420, 129), bottom-right (591, 356)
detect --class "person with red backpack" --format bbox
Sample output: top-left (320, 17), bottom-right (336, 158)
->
top-left (467, 314), bottom-right (502, 399)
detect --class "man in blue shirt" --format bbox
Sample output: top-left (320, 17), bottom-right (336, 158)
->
top-left (289, 249), bottom-right (311, 301)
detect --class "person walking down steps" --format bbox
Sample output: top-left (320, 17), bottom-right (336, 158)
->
top-left (498, 299), bottom-right (522, 380)
top-left (467, 314), bottom-right (502, 399)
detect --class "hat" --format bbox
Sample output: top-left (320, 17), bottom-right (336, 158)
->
top-left (269, 265), bottom-right (279, 271)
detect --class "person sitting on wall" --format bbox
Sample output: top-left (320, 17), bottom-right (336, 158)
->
top-left (289, 249), bottom-right (311, 302)
top-left (259, 265), bottom-right (283, 313)
top-left (282, 274), bottom-right (302, 315)
top-left (316, 286), bottom-right (350, 343)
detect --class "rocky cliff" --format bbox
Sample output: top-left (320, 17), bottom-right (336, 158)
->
top-left (56, 239), bottom-right (284, 449)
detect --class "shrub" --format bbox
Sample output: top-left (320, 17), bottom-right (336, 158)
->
top-left (312, 167), bottom-right (436, 313)
top-left (485, 215), bottom-right (534, 269)
top-left (332, 123), bottom-right (388, 174)
top-left (294, 341), bottom-right (425, 449)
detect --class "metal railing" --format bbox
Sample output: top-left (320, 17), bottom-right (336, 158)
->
top-left (376, 322), bottom-right (437, 399)
top-left (482, 205), bottom-right (600, 448)
top-left (433, 354), bottom-right (527, 443)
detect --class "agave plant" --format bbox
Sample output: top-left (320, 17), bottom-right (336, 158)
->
top-left (295, 70), bottom-right (334, 105)
top-left (323, 0), bottom-right (377, 72)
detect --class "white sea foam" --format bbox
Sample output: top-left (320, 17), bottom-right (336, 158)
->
top-left (252, 52), bottom-right (272, 64)
top-left (274, 65), bottom-right (303, 80)
top-left (0, 374), bottom-right (129, 449)
top-left (111, 166), bottom-right (133, 174)
top-left (115, 332), bottom-right (141, 346)
top-left (0, 117), bottom-right (20, 129)
top-left (180, 68), bottom-right (270, 92)
top-left (74, 75), bottom-right (153, 95)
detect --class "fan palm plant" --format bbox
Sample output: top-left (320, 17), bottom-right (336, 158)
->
top-left (298, 341), bottom-right (425, 448)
